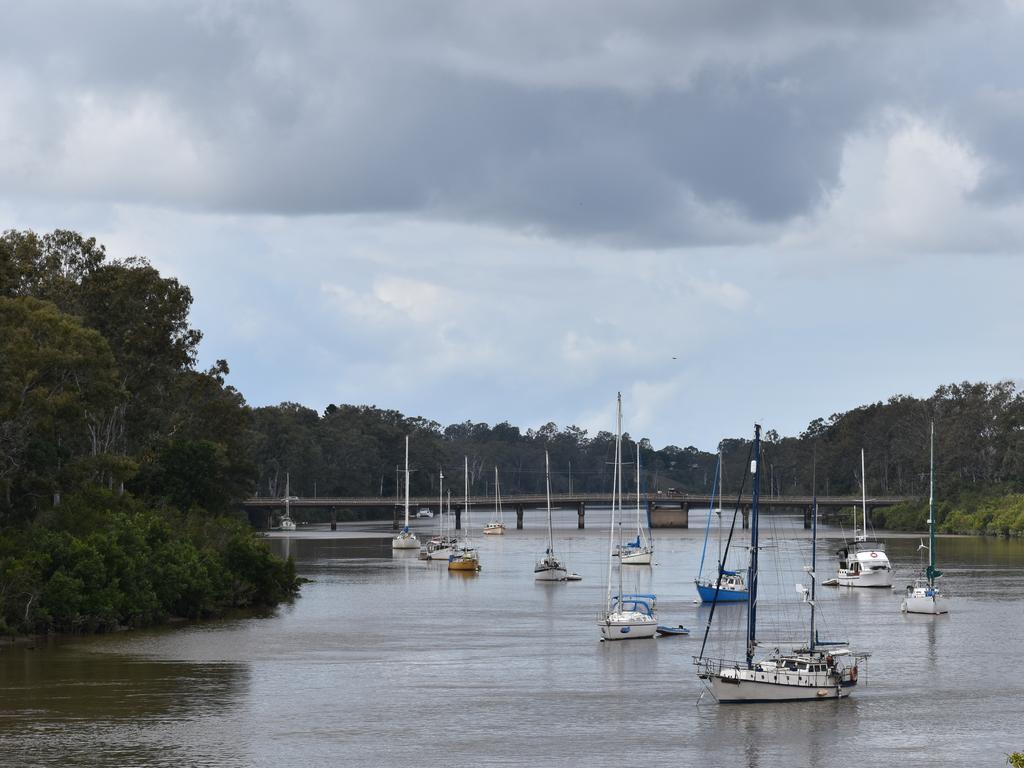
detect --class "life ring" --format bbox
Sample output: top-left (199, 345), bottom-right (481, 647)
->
top-left (870, 552), bottom-right (878, 558)
top-left (850, 666), bottom-right (859, 682)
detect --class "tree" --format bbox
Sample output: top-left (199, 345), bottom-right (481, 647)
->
top-left (0, 297), bottom-right (127, 518)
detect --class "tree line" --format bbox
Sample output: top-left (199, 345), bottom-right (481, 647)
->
top-left (249, 387), bottom-right (1024, 519)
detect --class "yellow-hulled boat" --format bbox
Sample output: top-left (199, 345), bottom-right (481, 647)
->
top-left (448, 546), bottom-right (481, 571)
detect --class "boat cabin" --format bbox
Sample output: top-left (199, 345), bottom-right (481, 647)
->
top-left (610, 593), bottom-right (656, 617)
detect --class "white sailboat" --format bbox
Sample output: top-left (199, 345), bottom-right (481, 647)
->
top-left (695, 426), bottom-right (866, 702)
top-left (598, 393), bottom-right (657, 641)
top-left (535, 451), bottom-right (581, 582)
top-left (423, 470), bottom-right (457, 561)
top-left (902, 422), bottom-right (949, 615)
top-left (833, 450), bottom-right (893, 587)
top-left (279, 472), bottom-right (297, 531)
top-left (483, 466), bottom-right (506, 535)
top-left (391, 436), bottom-right (419, 550)
top-left (614, 443), bottom-right (653, 565)
top-left (448, 457), bottom-right (481, 571)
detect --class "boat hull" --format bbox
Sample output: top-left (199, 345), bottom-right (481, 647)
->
top-left (619, 548), bottom-right (652, 565)
top-left (598, 613), bottom-right (658, 641)
top-left (426, 547), bottom-right (452, 561)
top-left (483, 524), bottom-right (505, 535)
top-left (708, 674), bottom-right (851, 703)
top-left (835, 569), bottom-right (892, 588)
top-left (392, 533), bottom-right (419, 550)
top-left (535, 565), bottom-right (568, 581)
top-left (696, 582), bottom-right (748, 603)
top-left (448, 559), bottom-right (480, 571)
top-left (901, 593), bottom-right (949, 614)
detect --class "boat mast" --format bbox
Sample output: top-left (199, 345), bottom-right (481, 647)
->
top-left (635, 443), bottom-right (645, 546)
top-left (605, 394), bottom-right (622, 613)
top-left (810, 451), bottom-right (818, 653)
top-left (859, 448), bottom-right (866, 540)
top-left (616, 396), bottom-right (625, 601)
top-left (746, 424), bottom-right (762, 670)
top-left (404, 437), bottom-right (411, 531)
top-left (463, 456), bottom-right (470, 534)
top-left (545, 451), bottom-right (554, 556)
top-left (495, 466), bottom-right (503, 524)
top-left (717, 449), bottom-right (723, 567)
top-left (285, 471), bottom-right (291, 520)
top-left (927, 421), bottom-right (939, 586)
top-left (697, 450), bottom-right (721, 582)
top-left (438, 468), bottom-right (444, 537)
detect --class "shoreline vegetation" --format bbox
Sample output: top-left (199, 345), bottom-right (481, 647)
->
top-left (2, 229), bottom-right (298, 637)
top-left (4, 229), bottom-right (1023, 635)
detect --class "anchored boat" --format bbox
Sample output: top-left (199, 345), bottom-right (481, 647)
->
top-left (598, 394), bottom-right (657, 641)
top-left (535, 451), bottom-right (581, 582)
top-left (833, 450), bottom-right (893, 588)
top-left (694, 426), bottom-right (867, 703)
top-left (392, 437), bottom-right (420, 550)
top-left (615, 443), bottom-right (653, 565)
top-left (483, 466), bottom-right (506, 535)
top-left (695, 449), bottom-right (748, 603)
top-left (901, 422), bottom-right (949, 615)
top-left (448, 457), bottom-right (480, 572)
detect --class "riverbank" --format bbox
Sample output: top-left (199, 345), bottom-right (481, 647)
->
top-left (872, 493), bottom-right (1024, 537)
top-left (0, 494), bottom-right (299, 637)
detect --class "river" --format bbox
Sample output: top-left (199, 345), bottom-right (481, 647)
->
top-left (1, 510), bottom-right (1021, 767)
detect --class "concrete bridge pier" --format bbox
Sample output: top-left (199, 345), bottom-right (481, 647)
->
top-left (330, 507), bottom-right (337, 531)
top-left (680, 502), bottom-right (689, 528)
top-left (803, 505), bottom-right (811, 529)
top-left (742, 505), bottom-right (750, 529)
top-left (455, 508), bottom-right (462, 530)
top-left (392, 505), bottom-right (400, 531)
top-left (516, 504), bottom-right (524, 529)
top-left (578, 501), bottom-right (586, 529)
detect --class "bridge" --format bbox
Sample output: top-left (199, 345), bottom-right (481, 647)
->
top-left (242, 491), bottom-right (914, 530)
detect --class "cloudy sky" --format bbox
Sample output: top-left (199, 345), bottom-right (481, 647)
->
top-left (4, 0), bottom-right (1024, 449)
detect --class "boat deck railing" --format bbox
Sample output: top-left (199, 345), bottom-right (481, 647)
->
top-left (693, 656), bottom-right (746, 678)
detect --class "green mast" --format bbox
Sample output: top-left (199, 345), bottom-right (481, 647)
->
top-left (926, 422), bottom-right (942, 585)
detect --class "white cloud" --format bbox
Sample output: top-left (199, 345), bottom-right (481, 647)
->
top-left (782, 112), bottom-right (1024, 255)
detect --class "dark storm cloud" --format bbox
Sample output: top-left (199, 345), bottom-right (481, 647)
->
top-left (3, 0), bottom-right (1017, 246)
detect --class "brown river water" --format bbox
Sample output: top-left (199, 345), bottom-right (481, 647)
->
top-left (1, 510), bottom-right (1022, 767)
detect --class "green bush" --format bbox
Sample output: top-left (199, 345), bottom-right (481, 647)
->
top-left (0, 497), bottom-right (299, 635)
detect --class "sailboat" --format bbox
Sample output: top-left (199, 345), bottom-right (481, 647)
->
top-left (694, 425), bottom-right (866, 702)
top-left (695, 450), bottom-right (747, 602)
top-left (423, 470), bottom-right (457, 561)
top-left (833, 449), bottom-right (893, 587)
top-left (614, 443), bottom-right (653, 565)
top-left (391, 437), bottom-right (419, 550)
top-left (535, 451), bottom-right (582, 582)
top-left (279, 472), bottom-right (297, 531)
top-left (448, 457), bottom-right (481, 572)
top-left (901, 422), bottom-right (949, 615)
top-left (598, 393), bottom-right (657, 641)
top-left (483, 466), bottom-right (506, 535)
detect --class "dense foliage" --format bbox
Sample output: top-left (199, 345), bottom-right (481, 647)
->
top-left (1, 229), bottom-right (297, 635)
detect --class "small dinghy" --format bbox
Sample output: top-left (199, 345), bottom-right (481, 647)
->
top-left (656, 625), bottom-right (690, 637)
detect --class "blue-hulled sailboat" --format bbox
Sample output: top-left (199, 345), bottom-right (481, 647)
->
top-left (695, 449), bottom-right (748, 603)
